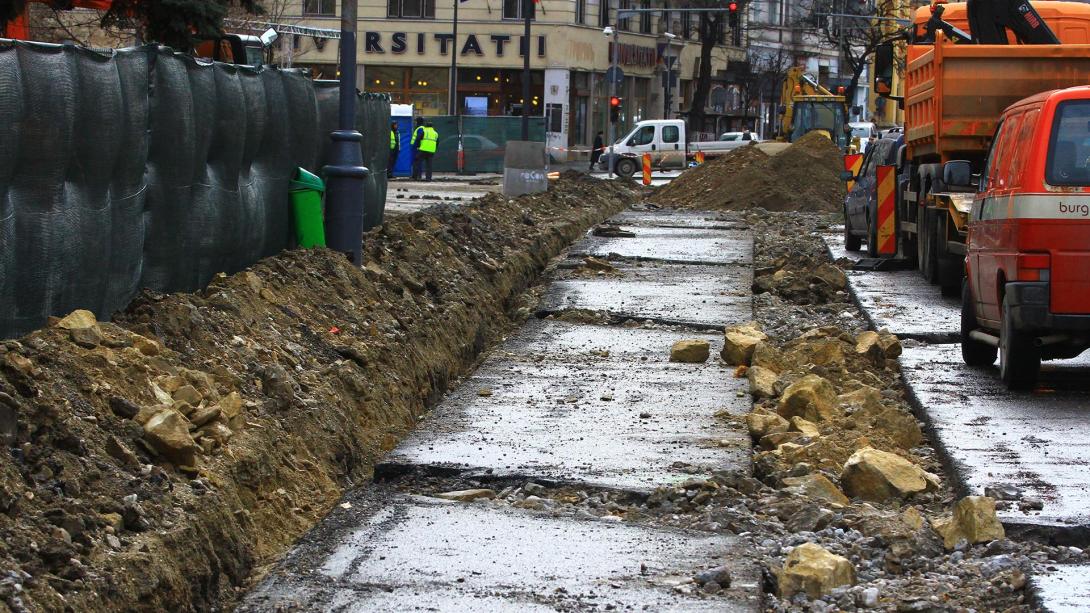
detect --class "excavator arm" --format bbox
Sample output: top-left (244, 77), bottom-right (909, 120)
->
top-left (967, 0), bottom-right (1059, 44)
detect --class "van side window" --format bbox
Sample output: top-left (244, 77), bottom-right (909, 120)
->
top-left (1046, 100), bottom-right (1090, 186)
top-left (662, 125), bottom-right (680, 143)
top-left (1006, 109), bottom-right (1039, 188)
top-left (981, 120), bottom-right (1005, 192)
top-left (629, 126), bottom-right (655, 146)
top-left (994, 113), bottom-right (1022, 189)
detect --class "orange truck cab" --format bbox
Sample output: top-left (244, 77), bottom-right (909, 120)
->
top-left (952, 85), bottom-right (1090, 388)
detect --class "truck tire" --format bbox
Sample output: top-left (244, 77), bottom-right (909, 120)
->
top-left (919, 207), bottom-right (939, 284)
top-left (935, 214), bottom-right (963, 297)
top-left (844, 205), bottom-right (862, 251)
top-left (616, 158), bottom-right (638, 178)
top-left (999, 292), bottom-right (1041, 390)
top-left (961, 279), bottom-right (997, 366)
top-left (866, 209), bottom-right (879, 258)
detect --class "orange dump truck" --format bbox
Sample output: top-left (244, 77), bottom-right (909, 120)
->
top-left (871, 1), bottom-right (1090, 294)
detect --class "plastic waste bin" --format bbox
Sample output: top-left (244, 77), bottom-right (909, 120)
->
top-left (289, 167), bottom-right (326, 248)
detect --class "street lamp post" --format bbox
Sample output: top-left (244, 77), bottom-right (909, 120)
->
top-left (521, 0), bottom-right (532, 140)
top-left (323, 0), bottom-right (369, 265)
top-left (605, 25), bottom-right (618, 179)
top-left (663, 32), bottom-right (676, 120)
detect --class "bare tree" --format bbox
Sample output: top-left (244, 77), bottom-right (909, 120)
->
top-left (674, 0), bottom-right (730, 132)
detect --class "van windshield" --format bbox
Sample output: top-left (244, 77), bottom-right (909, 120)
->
top-left (1046, 100), bottom-right (1090, 186)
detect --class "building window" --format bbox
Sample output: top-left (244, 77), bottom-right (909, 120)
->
top-left (681, 11), bottom-right (691, 38)
top-left (639, 0), bottom-right (651, 33)
top-left (618, 0), bottom-right (631, 31)
top-left (576, 0), bottom-right (586, 24)
top-left (388, 0), bottom-right (435, 19)
top-left (599, 0), bottom-right (610, 27)
top-left (303, 0), bottom-right (335, 15)
top-left (503, 0), bottom-right (536, 20)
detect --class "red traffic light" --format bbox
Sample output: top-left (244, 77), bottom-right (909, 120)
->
top-left (728, 1), bottom-right (738, 11)
top-left (610, 96), bottom-right (621, 107)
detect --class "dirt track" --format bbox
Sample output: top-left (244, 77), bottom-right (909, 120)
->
top-left (0, 174), bottom-right (639, 612)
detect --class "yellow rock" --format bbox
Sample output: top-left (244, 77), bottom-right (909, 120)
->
top-left (841, 447), bottom-right (940, 502)
top-left (790, 416), bottom-right (821, 438)
top-left (777, 375), bottom-right (841, 423)
top-left (932, 496), bottom-right (1006, 549)
top-left (838, 385), bottom-right (885, 417)
top-left (781, 473), bottom-right (850, 507)
top-left (56, 309), bottom-right (97, 330)
top-left (759, 431), bottom-right (803, 450)
top-left (854, 331), bottom-right (880, 355)
top-left (721, 322), bottom-right (768, 365)
top-left (670, 339), bottom-right (710, 363)
top-left (746, 412), bottom-right (789, 439)
top-left (778, 542), bottom-right (855, 599)
top-left (747, 365), bottom-right (779, 399)
top-left (901, 506), bottom-right (926, 531)
top-left (131, 334), bottom-right (161, 357)
top-left (751, 341), bottom-right (787, 373)
top-left (143, 410), bottom-right (198, 466)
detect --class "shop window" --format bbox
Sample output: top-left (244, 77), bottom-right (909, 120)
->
top-left (503, 0), bottom-right (536, 20)
top-left (576, 0), bottom-right (586, 24)
top-left (388, 0), bottom-right (435, 19)
top-left (303, 0), bottom-right (335, 16)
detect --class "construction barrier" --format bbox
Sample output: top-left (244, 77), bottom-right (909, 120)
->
top-left (642, 153), bottom-right (652, 186)
top-left (428, 116), bottom-right (547, 174)
top-left (0, 40), bottom-right (390, 339)
top-left (694, 151), bottom-right (706, 165)
top-left (875, 165), bottom-right (898, 255)
top-left (844, 153), bottom-right (863, 193)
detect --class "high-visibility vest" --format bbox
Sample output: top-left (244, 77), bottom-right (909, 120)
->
top-left (411, 126), bottom-right (423, 147)
top-left (419, 126), bottom-right (439, 153)
top-left (390, 129), bottom-right (397, 150)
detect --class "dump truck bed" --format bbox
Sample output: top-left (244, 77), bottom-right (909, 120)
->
top-left (905, 40), bottom-right (1090, 161)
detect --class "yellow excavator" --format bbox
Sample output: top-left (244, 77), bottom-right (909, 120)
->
top-left (778, 66), bottom-right (850, 150)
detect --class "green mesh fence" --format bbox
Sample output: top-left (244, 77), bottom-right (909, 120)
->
top-left (427, 116), bottom-right (546, 174)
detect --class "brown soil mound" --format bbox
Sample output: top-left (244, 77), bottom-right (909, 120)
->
top-left (0, 174), bottom-right (636, 612)
top-left (650, 131), bottom-right (845, 212)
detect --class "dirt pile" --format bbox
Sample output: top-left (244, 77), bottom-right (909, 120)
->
top-left (650, 132), bottom-right (845, 212)
top-left (0, 173), bottom-right (638, 612)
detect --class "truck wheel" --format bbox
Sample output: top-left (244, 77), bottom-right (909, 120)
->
top-left (616, 158), bottom-right (637, 178)
top-left (999, 292), bottom-right (1040, 390)
top-left (844, 205), bottom-right (862, 251)
top-left (924, 209), bottom-right (942, 285)
top-left (961, 279), bottom-right (997, 366)
top-left (866, 209), bottom-right (879, 258)
top-left (934, 214), bottom-right (963, 296)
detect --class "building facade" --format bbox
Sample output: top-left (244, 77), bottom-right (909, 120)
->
top-left (283, 1), bottom-right (745, 158)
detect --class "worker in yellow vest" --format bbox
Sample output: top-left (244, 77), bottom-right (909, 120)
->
top-left (388, 121), bottom-right (399, 180)
top-left (417, 120), bottom-right (439, 182)
top-left (410, 117), bottom-right (425, 180)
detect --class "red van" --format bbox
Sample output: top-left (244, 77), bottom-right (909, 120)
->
top-left (952, 86), bottom-right (1090, 389)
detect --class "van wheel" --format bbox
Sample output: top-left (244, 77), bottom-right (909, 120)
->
top-left (844, 206), bottom-right (862, 251)
top-left (961, 279), bottom-right (997, 366)
top-left (999, 292), bottom-right (1040, 390)
top-left (616, 158), bottom-right (638, 178)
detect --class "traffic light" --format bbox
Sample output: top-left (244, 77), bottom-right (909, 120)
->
top-left (610, 96), bottom-right (623, 123)
top-left (728, 1), bottom-right (740, 29)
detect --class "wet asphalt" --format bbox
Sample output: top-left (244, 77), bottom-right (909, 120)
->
top-left (240, 209), bottom-right (761, 611)
top-left (825, 231), bottom-right (1090, 611)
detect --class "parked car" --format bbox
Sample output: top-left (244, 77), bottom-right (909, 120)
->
top-left (718, 131), bottom-right (761, 149)
top-left (956, 86), bottom-right (1090, 389)
top-left (848, 121), bottom-right (879, 154)
top-left (843, 135), bottom-right (905, 256)
top-left (879, 126), bottom-right (903, 139)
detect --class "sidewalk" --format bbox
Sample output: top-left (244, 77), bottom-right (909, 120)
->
top-left (240, 209), bottom-right (761, 611)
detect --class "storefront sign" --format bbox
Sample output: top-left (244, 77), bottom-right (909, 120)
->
top-left (363, 32), bottom-right (546, 58)
top-left (610, 42), bottom-right (656, 68)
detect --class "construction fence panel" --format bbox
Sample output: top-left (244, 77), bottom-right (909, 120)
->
top-left (0, 41), bottom-right (388, 339)
top-left (428, 115), bottom-right (547, 174)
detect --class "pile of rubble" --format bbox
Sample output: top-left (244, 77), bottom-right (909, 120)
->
top-left (649, 132), bottom-right (845, 212)
top-left (0, 173), bottom-right (639, 612)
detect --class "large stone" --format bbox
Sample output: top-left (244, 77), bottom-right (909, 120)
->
top-left (750, 341), bottom-right (787, 373)
top-left (781, 473), bottom-right (850, 507)
top-left (218, 391), bottom-right (243, 420)
top-left (932, 496), bottom-right (1006, 549)
top-left (131, 334), bottom-right (161, 357)
top-left (778, 542), bottom-right (855, 599)
top-left (143, 410), bottom-right (198, 467)
top-left (777, 375), bottom-right (840, 423)
top-left (670, 340), bottom-right (710, 363)
top-left (56, 310), bottom-right (97, 330)
top-left (841, 448), bottom-right (940, 502)
top-left (747, 365), bottom-right (778, 399)
top-left (811, 263), bottom-right (848, 291)
top-left (855, 330), bottom-right (902, 360)
top-left (878, 409), bottom-right (923, 449)
top-left (746, 412), bottom-right (789, 440)
top-left (173, 385), bottom-right (203, 406)
top-left (789, 416), bottom-right (821, 438)
top-left (759, 431), bottom-right (803, 450)
top-left (105, 435), bottom-right (140, 467)
top-left (839, 385), bottom-right (885, 417)
top-left (721, 322), bottom-right (768, 365)
top-left (69, 325), bottom-right (105, 348)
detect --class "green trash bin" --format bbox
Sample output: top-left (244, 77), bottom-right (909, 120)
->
top-left (289, 167), bottom-right (327, 248)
